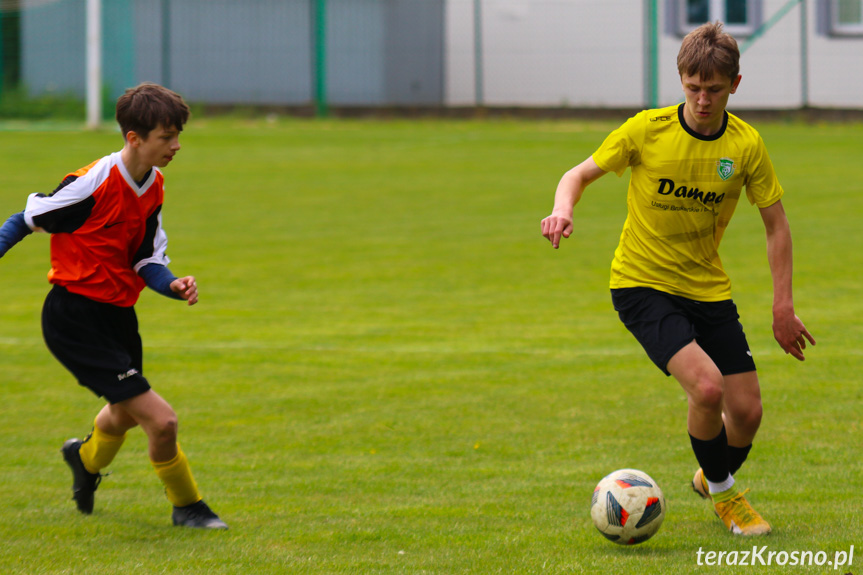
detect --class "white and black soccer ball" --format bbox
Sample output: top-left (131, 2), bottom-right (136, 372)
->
top-left (590, 468), bottom-right (666, 545)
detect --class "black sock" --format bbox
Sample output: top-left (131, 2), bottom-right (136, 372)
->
top-left (727, 444), bottom-right (752, 476)
top-left (689, 426), bottom-right (730, 484)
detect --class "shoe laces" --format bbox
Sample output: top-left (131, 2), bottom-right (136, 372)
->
top-left (85, 470), bottom-right (109, 490)
top-left (183, 501), bottom-right (214, 519)
top-left (721, 489), bottom-right (761, 525)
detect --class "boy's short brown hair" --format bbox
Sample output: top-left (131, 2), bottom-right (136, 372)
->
top-left (115, 83), bottom-right (190, 139)
top-left (677, 22), bottom-right (740, 81)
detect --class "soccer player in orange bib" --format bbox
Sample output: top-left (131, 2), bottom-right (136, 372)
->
top-left (541, 23), bottom-right (814, 535)
top-left (0, 83), bottom-right (227, 529)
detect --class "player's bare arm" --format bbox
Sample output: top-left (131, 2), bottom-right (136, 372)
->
top-left (759, 200), bottom-right (815, 360)
top-left (541, 156), bottom-right (607, 248)
top-left (171, 276), bottom-right (198, 306)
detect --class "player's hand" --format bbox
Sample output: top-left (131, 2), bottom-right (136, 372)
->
top-left (772, 310), bottom-right (815, 361)
top-left (171, 276), bottom-right (198, 306)
top-left (541, 213), bottom-right (573, 249)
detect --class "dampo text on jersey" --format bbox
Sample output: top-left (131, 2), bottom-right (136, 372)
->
top-left (657, 178), bottom-right (726, 206)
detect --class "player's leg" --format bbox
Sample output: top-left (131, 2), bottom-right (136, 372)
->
top-left (612, 288), bottom-right (728, 476)
top-left (61, 404), bottom-right (135, 514)
top-left (43, 286), bottom-right (146, 514)
top-left (76, 403), bottom-right (136, 475)
top-left (116, 390), bottom-right (193, 505)
top-left (114, 390), bottom-right (177, 462)
top-left (689, 309), bottom-right (763, 498)
top-left (721, 370), bottom-right (762, 475)
top-left (669, 346), bottom-right (769, 535)
top-left (667, 342), bottom-right (730, 489)
top-left (690, 372), bottom-right (763, 530)
top-left (612, 289), bottom-right (768, 534)
top-left (117, 390), bottom-right (227, 529)
top-left (693, 300), bottom-right (761, 477)
top-left (94, 402), bottom-right (139, 436)
top-left (689, 379), bottom-right (760, 512)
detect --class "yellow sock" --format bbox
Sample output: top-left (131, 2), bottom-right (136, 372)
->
top-left (79, 420), bottom-right (126, 475)
top-left (151, 444), bottom-right (202, 508)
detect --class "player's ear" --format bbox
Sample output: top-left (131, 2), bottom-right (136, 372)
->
top-left (125, 130), bottom-right (142, 148)
top-left (730, 74), bottom-right (742, 94)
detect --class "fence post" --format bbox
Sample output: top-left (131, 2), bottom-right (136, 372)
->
top-left (161, 0), bottom-right (171, 89)
top-left (474, 0), bottom-right (484, 106)
top-left (314, 0), bottom-right (328, 117)
top-left (644, 0), bottom-right (659, 109)
top-left (800, 0), bottom-right (809, 107)
top-left (0, 10), bottom-right (4, 98)
top-left (86, 0), bottom-right (102, 129)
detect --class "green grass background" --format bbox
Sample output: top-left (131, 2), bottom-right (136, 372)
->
top-left (0, 116), bottom-right (859, 574)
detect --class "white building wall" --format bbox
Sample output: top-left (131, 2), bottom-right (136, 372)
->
top-left (445, 0), bottom-right (863, 110)
top-left (446, 0), bottom-right (645, 107)
top-left (808, 5), bottom-right (863, 108)
top-left (446, 0), bottom-right (479, 104)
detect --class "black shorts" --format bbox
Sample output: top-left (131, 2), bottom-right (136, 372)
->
top-left (42, 285), bottom-right (151, 404)
top-left (611, 287), bottom-right (756, 377)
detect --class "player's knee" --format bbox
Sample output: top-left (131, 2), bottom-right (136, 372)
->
top-left (149, 414), bottom-right (178, 445)
top-left (729, 400), bottom-right (762, 432)
top-left (691, 379), bottom-right (724, 411)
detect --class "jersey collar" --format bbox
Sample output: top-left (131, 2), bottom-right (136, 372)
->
top-left (677, 103), bottom-right (728, 142)
top-left (114, 151), bottom-right (157, 196)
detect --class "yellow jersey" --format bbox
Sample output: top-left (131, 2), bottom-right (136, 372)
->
top-left (592, 104), bottom-right (783, 301)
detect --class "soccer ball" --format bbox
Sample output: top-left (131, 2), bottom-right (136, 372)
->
top-left (590, 468), bottom-right (666, 545)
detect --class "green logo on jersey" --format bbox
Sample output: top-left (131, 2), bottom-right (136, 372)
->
top-left (717, 158), bottom-right (736, 181)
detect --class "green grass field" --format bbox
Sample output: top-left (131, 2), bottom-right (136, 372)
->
top-left (0, 115), bottom-right (860, 574)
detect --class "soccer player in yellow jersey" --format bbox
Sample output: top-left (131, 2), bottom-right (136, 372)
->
top-left (541, 22), bottom-right (814, 536)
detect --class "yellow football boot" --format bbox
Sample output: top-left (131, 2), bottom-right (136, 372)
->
top-left (714, 489), bottom-right (771, 535)
top-left (692, 468), bottom-right (711, 501)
